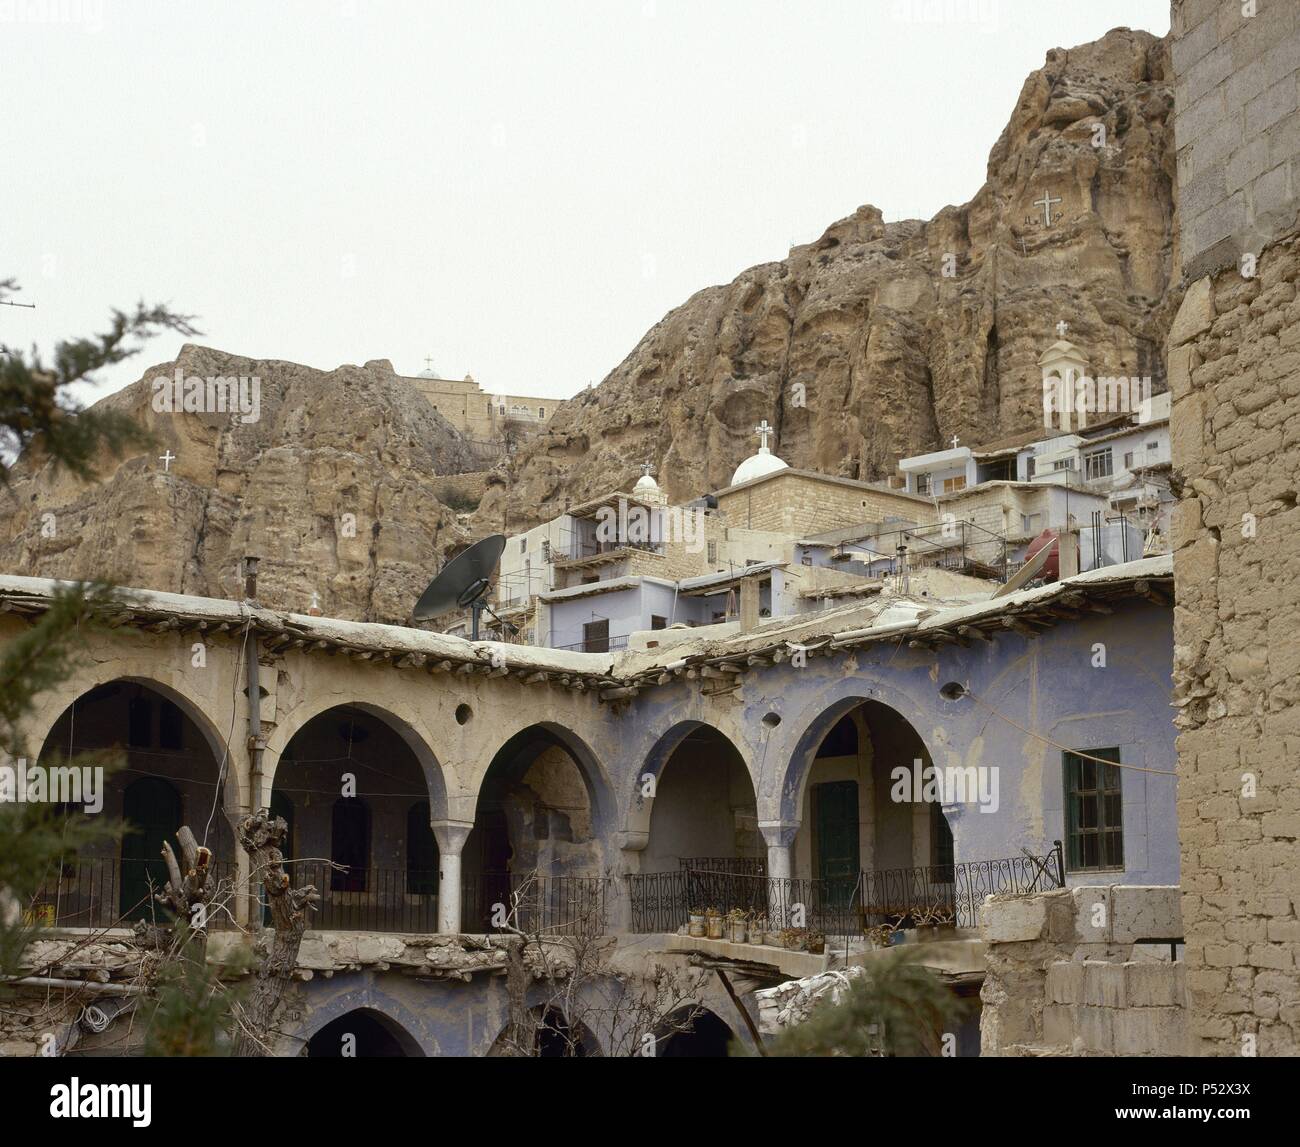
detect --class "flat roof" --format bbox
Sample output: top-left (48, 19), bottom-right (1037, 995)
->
top-left (0, 554), bottom-right (1173, 699)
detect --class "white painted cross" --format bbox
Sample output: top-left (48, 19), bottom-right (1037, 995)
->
top-left (755, 419), bottom-right (773, 451)
top-left (1056, 320), bottom-right (1069, 337)
top-left (950, 434), bottom-right (960, 449)
top-left (640, 460), bottom-right (654, 477)
top-left (159, 450), bottom-right (175, 472)
top-left (1034, 191), bottom-right (1062, 227)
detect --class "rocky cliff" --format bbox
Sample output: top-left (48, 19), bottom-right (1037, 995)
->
top-left (476, 26), bottom-right (1179, 530)
top-left (0, 346), bottom-right (481, 623)
top-left (1, 27), bottom-right (1179, 620)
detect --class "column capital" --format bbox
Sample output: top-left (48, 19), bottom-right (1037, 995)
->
top-left (757, 820), bottom-right (800, 849)
top-left (430, 818), bottom-right (475, 853)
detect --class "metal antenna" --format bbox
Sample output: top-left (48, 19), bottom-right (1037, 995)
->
top-left (0, 299), bottom-right (36, 309)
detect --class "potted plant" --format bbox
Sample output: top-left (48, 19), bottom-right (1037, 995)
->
top-left (780, 927), bottom-right (807, 951)
top-left (806, 929), bottom-right (825, 955)
top-left (749, 912), bottom-right (768, 945)
top-left (705, 906), bottom-right (724, 940)
top-left (688, 907), bottom-right (706, 938)
top-left (726, 907), bottom-right (747, 943)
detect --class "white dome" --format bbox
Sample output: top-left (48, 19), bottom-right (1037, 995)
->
top-left (634, 473), bottom-right (660, 493)
top-left (418, 368), bottom-right (438, 379)
top-left (730, 448), bottom-right (789, 487)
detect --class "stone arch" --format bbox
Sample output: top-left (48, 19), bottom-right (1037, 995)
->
top-left (459, 723), bottom-right (615, 927)
top-left (624, 719), bottom-right (745, 847)
top-left (263, 697), bottom-right (449, 822)
top-left (469, 721), bottom-right (617, 842)
top-left (656, 1005), bottom-right (740, 1057)
top-left (633, 720), bottom-right (760, 874)
top-left (770, 679), bottom-right (939, 826)
top-left (296, 1000), bottom-right (429, 1057)
top-left (33, 674), bottom-right (244, 926)
top-left (485, 1005), bottom-right (602, 1057)
top-left (33, 669), bottom-right (241, 819)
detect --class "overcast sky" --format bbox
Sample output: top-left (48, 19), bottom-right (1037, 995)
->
top-left (3, 0), bottom-right (1169, 409)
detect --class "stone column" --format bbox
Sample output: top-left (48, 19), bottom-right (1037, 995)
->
top-left (759, 820), bottom-right (799, 927)
top-left (431, 819), bottom-right (474, 936)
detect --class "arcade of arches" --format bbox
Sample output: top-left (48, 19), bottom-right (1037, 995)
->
top-left (26, 673), bottom-right (961, 1057)
top-left (30, 678), bottom-right (953, 929)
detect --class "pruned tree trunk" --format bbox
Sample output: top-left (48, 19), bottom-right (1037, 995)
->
top-left (139, 825), bottom-right (213, 964)
top-left (233, 812), bottom-right (318, 1057)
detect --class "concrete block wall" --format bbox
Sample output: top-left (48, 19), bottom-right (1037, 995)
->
top-left (980, 885), bottom-right (1188, 1056)
top-left (1173, 0), bottom-right (1300, 279)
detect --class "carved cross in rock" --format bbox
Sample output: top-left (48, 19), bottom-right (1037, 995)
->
top-left (1034, 191), bottom-right (1062, 227)
top-left (755, 419), bottom-right (773, 451)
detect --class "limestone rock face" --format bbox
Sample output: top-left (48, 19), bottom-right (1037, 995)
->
top-left (0, 345), bottom-right (479, 623)
top-left (478, 27), bottom-right (1179, 529)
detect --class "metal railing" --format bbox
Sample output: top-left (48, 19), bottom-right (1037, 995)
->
top-left (561, 536), bottom-right (664, 563)
top-left (28, 858), bottom-right (615, 937)
top-left (628, 846), bottom-right (1065, 937)
top-left (876, 520), bottom-right (1010, 582)
top-left (29, 847), bottom-right (1064, 939)
top-left (26, 856), bottom-right (241, 930)
top-left (458, 872), bottom-right (613, 935)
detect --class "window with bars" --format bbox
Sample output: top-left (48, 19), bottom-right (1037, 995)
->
top-left (1064, 748), bottom-right (1124, 872)
top-left (1084, 447), bottom-right (1114, 480)
top-left (915, 473), bottom-right (932, 496)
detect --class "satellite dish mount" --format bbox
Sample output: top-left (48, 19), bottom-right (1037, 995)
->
top-left (413, 535), bottom-right (517, 640)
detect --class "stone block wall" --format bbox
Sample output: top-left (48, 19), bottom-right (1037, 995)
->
top-left (1172, 0), bottom-right (1300, 279)
top-left (980, 885), bottom-right (1187, 1056)
top-left (715, 473), bottom-right (935, 537)
top-left (1166, 234), bottom-right (1300, 1055)
top-left (1170, 0), bottom-right (1300, 1059)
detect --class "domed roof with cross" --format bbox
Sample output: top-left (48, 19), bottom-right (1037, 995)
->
top-left (730, 420), bottom-right (789, 486)
top-left (633, 461), bottom-right (659, 493)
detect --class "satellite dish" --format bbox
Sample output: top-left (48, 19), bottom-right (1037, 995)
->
top-left (413, 534), bottom-right (508, 638)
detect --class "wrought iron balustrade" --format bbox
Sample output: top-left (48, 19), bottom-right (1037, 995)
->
top-left (627, 845), bottom-right (1065, 936)
top-left (26, 855), bottom-right (241, 930)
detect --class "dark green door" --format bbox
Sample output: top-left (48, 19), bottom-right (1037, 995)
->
top-left (814, 781), bottom-right (859, 907)
top-left (120, 778), bottom-right (181, 921)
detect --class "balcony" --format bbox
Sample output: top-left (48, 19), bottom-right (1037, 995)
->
top-left (28, 858), bottom-right (614, 936)
top-left (28, 848), bottom-right (1063, 940)
top-left (626, 849), bottom-right (1065, 938)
